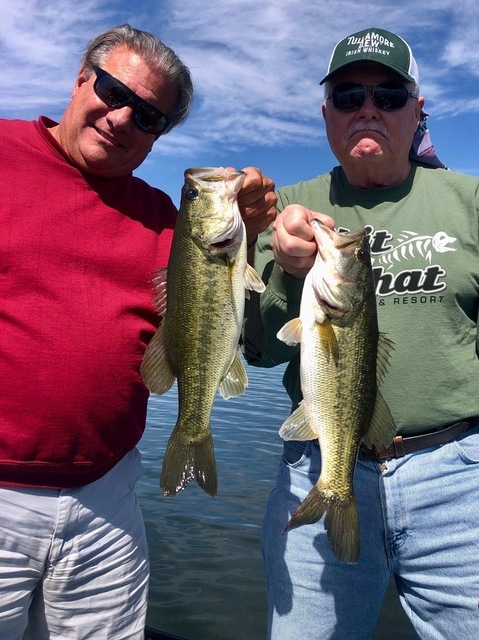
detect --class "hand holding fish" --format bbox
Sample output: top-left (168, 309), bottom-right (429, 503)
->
top-left (272, 204), bottom-right (335, 278)
top-left (236, 166), bottom-right (277, 243)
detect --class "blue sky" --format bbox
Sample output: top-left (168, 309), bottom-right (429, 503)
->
top-left (1, 0), bottom-right (478, 206)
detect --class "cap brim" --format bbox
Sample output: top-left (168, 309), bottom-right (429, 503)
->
top-left (319, 61), bottom-right (415, 85)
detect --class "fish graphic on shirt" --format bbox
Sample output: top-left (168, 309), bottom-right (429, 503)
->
top-left (372, 230), bottom-right (456, 269)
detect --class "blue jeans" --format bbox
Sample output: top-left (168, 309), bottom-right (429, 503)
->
top-left (262, 426), bottom-right (479, 639)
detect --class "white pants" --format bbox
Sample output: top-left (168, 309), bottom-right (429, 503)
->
top-left (0, 448), bottom-right (149, 640)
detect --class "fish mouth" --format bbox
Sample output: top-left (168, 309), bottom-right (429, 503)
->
top-left (205, 216), bottom-right (244, 251)
top-left (317, 296), bottom-right (343, 316)
top-left (185, 167), bottom-right (245, 188)
top-left (312, 261), bottom-right (351, 314)
top-left (311, 218), bottom-right (365, 259)
top-left (209, 236), bottom-right (237, 250)
top-left (315, 284), bottom-right (352, 317)
top-left (310, 219), bottom-right (364, 316)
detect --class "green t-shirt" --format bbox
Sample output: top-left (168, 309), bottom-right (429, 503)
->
top-left (243, 163), bottom-right (479, 435)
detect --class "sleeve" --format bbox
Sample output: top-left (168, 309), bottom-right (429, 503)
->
top-left (241, 193), bottom-right (304, 369)
top-left (475, 186), bottom-right (479, 357)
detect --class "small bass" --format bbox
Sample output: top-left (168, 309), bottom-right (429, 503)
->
top-left (141, 167), bottom-right (265, 497)
top-left (277, 219), bottom-right (395, 563)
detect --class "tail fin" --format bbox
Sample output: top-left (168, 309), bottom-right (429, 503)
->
top-left (160, 429), bottom-right (217, 497)
top-left (285, 485), bottom-right (360, 563)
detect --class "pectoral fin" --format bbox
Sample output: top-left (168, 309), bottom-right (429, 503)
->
top-left (318, 321), bottom-right (339, 364)
top-left (244, 263), bottom-right (266, 293)
top-left (277, 318), bottom-right (302, 346)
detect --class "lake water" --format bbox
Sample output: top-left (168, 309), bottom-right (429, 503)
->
top-left (138, 363), bottom-right (416, 640)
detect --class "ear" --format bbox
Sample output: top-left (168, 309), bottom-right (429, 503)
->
top-left (321, 102), bottom-right (327, 120)
top-left (72, 67), bottom-right (91, 96)
top-left (416, 96), bottom-right (425, 123)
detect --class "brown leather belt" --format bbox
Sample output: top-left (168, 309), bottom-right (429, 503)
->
top-left (359, 420), bottom-right (473, 460)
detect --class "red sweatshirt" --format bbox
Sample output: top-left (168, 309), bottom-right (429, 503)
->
top-left (0, 117), bottom-right (176, 488)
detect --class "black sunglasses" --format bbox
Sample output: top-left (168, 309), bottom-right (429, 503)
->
top-left (92, 66), bottom-right (170, 137)
top-left (327, 82), bottom-right (419, 112)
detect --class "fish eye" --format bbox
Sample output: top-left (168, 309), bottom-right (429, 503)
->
top-left (184, 188), bottom-right (198, 200)
top-left (356, 247), bottom-right (370, 263)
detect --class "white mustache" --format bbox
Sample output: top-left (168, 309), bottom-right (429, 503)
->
top-left (345, 122), bottom-right (390, 140)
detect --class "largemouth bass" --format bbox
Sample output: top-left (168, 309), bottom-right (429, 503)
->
top-left (141, 167), bottom-right (265, 497)
top-left (277, 219), bottom-right (395, 563)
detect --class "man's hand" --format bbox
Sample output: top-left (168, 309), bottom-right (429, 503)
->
top-left (272, 205), bottom-right (335, 279)
top-left (236, 167), bottom-right (277, 244)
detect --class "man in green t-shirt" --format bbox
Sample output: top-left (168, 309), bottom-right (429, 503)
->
top-left (244, 27), bottom-right (479, 639)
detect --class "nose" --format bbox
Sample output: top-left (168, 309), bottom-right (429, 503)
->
top-left (357, 90), bottom-right (379, 116)
top-left (105, 105), bottom-right (135, 130)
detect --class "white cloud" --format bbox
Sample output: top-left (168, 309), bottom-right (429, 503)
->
top-left (1, 0), bottom-right (478, 153)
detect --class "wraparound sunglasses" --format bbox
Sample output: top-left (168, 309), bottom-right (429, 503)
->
top-left (327, 82), bottom-right (419, 111)
top-left (92, 66), bottom-right (170, 137)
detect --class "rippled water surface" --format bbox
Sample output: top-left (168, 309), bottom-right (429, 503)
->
top-left (138, 364), bottom-right (415, 640)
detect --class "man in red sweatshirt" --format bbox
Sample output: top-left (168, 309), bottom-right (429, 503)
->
top-left (0, 23), bottom-right (276, 639)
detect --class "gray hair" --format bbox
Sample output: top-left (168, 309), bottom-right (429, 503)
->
top-left (81, 24), bottom-right (194, 135)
